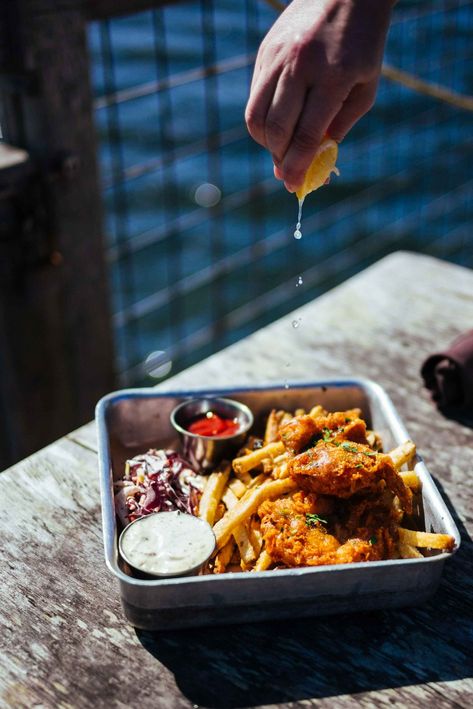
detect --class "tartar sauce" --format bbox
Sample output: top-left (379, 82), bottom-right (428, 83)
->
top-left (119, 511), bottom-right (216, 577)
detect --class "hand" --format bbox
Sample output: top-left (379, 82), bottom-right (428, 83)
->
top-left (245, 0), bottom-right (395, 191)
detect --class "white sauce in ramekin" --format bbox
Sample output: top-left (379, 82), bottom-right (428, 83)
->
top-left (119, 511), bottom-right (216, 577)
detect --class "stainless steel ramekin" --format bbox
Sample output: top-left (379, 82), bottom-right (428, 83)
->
top-left (170, 397), bottom-right (253, 471)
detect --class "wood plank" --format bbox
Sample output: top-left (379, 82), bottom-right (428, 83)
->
top-left (67, 422), bottom-right (99, 452)
top-left (0, 434), bottom-right (471, 708)
top-left (0, 438), bottom-right (189, 709)
top-left (0, 1), bottom-right (116, 467)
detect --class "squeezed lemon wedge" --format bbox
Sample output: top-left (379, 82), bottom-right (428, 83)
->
top-left (295, 138), bottom-right (340, 200)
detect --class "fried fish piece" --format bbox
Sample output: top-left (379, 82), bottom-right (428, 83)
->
top-left (258, 491), bottom-right (384, 567)
top-left (279, 409), bottom-right (368, 455)
top-left (288, 440), bottom-right (412, 513)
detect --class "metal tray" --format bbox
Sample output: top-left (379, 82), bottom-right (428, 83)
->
top-left (96, 378), bottom-right (460, 630)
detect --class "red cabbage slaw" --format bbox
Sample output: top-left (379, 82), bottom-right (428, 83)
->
top-left (114, 449), bottom-right (204, 526)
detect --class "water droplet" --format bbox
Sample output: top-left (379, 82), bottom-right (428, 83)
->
top-left (284, 380), bottom-right (290, 390)
top-left (296, 275), bottom-right (303, 287)
top-left (293, 228), bottom-right (302, 240)
top-left (292, 318), bottom-right (301, 329)
top-left (285, 361), bottom-right (290, 368)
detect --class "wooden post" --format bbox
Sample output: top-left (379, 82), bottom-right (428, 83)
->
top-left (0, 0), bottom-right (116, 467)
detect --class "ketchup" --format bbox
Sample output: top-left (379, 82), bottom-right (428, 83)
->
top-left (187, 412), bottom-right (240, 437)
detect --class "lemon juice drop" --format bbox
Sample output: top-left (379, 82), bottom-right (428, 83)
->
top-left (294, 198), bottom-right (304, 239)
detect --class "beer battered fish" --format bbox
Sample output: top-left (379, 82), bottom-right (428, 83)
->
top-left (288, 439), bottom-right (412, 513)
top-left (279, 409), bottom-right (368, 454)
top-left (258, 490), bottom-right (391, 567)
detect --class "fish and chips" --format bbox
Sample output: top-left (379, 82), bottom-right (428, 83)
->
top-left (197, 404), bottom-right (454, 573)
top-left (115, 401), bottom-right (455, 577)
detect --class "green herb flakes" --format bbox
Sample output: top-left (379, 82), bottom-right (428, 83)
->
top-left (341, 442), bottom-right (359, 454)
top-left (305, 513), bottom-right (327, 527)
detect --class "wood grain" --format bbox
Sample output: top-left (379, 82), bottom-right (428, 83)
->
top-left (0, 0), bottom-right (115, 468)
top-left (1, 252), bottom-right (472, 708)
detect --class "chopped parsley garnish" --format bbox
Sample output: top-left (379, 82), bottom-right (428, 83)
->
top-left (364, 451), bottom-right (377, 457)
top-left (322, 427), bottom-right (333, 442)
top-left (345, 417), bottom-right (352, 423)
top-left (355, 463), bottom-right (364, 469)
top-left (369, 535), bottom-right (377, 545)
top-left (305, 513), bottom-right (327, 527)
top-left (341, 442), bottom-right (359, 454)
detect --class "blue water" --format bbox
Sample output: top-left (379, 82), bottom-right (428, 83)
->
top-left (88, 0), bottom-right (473, 382)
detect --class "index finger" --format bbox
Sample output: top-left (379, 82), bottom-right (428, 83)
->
top-left (245, 67), bottom-right (280, 149)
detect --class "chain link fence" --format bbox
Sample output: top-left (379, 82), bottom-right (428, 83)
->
top-left (89, 0), bottom-right (473, 386)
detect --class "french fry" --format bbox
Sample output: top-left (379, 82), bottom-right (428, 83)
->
top-left (254, 549), bottom-right (272, 571)
top-left (248, 518), bottom-right (263, 557)
top-left (263, 452), bottom-right (288, 474)
top-left (222, 486), bottom-right (238, 510)
top-left (228, 477), bottom-right (247, 498)
top-left (234, 468), bottom-right (252, 485)
top-left (213, 538), bottom-right (235, 574)
top-left (233, 521), bottom-right (256, 566)
top-left (399, 542), bottom-right (424, 559)
top-left (263, 409), bottom-right (280, 445)
top-left (233, 441), bottom-right (285, 475)
top-left (308, 404), bottom-right (324, 419)
top-left (213, 502), bottom-right (226, 524)
top-left (398, 527), bottom-right (455, 551)
top-left (279, 412), bottom-right (294, 427)
top-left (222, 487), bottom-right (256, 564)
top-left (366, 430), bottom-right (382, 450)
top-left (272, 460), bottom-right (289, 479)
top-left (213, 477), bottom-right (297, 548)
top-left (399, 470), bottom-right (421, 491)
top-left (294, 408), bottom-right (306, 417)
top-left (248, 472), bottom-right (269, 489)
top-left (388, 440), bottom-right (416, 469)
top-left (198, 465), bottom-right (230, 525)
top-left (263, 458), bottom-right (276, 474)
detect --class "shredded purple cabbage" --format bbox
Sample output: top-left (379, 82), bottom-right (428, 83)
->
top-left (116, 449), bottom-right (202, 525)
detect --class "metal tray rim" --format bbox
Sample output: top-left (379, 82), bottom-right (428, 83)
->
top-left (96, 377), bottom-right (461, 589)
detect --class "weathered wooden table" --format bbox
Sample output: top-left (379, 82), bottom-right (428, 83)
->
top-left (1, 252), bottom-right (472, 709)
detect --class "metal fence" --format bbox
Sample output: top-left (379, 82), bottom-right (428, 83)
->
top-left (89, 0), bottom-right (473, 386)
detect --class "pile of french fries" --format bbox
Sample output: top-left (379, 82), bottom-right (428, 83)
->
top-left (197, 404), bottom-right (454, 573)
